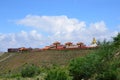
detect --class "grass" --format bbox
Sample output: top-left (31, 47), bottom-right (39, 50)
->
top-left (0, 49), bottom-right (92, 75)
top-left (0, 52), bottom-right (11, 60)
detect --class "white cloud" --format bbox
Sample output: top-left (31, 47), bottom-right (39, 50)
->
top-left (0, 15), bottom-right (118, 51)
top-left (0, 30), bottom-right (43, 51)
top-left (16, 15), bottom-right (118, 44)
top-left (16, 15), bottom-right (86, 34)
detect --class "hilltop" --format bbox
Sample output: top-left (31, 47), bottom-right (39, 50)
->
top-left (0, 33), bottom-right (120, 80)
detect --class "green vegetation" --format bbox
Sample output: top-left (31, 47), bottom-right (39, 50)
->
top-left (0, 48), bottom-right (91, 79)
top-left (0, 49), bottom-right (90, 74)
top-left (21, 64), bottom-right (40, 77)
top-left (69, 53), bottom-right (100, 80)
top-left (69, 33), bottom-right (120, 80)
top-left (113, 33), bottom-right (120, 48)
top-left (0, 33), bottom-right (120, 80)
top-left (45, 66), bottom-right (72, 80)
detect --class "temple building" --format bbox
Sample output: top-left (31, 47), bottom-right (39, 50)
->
top-left (65, 42), bottom-right (73, 46)
top-left (89, 38), bottom-right (97, 47)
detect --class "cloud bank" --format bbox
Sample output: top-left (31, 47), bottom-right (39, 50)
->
top-left (0, 15), bottom-right (118, 51)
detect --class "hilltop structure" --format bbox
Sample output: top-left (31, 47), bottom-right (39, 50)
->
top-left (89, 38), bottom-right (97, 47)
top-left (8, 38), bottom-right (98, 52)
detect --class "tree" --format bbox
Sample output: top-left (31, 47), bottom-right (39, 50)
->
top-left (113, 33), bottom-right (120, 48)
top-left (69, 54), bottom-right (101, 80)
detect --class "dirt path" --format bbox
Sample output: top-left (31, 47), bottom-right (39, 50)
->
top-left (0, 54), bottom-right (13, 62)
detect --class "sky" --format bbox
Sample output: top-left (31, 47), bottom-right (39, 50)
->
top-left (0, 0), bottom-right (120, 51)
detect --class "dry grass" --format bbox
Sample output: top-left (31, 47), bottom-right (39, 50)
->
top-left (0, 50), bottom-right (93, 74)
top-left (0, 52), bottom-right (11, 60)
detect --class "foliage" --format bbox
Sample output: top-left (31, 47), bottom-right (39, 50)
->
top-left (45, 66), bottom-right (72, 80)
top-left (113, 33), bottom-right (120, 48)
top-left (69, 33), bottom-right (120, 80)
top-left (21, 64), bottom-right (40, 78)
top-left (69, 53), bottom-right (101, 80)
top-left (96, 70), bottom-right (117, 80)
top-left (1, 33), bottom-right (120, 79)
top-left (69, 45), bottom-right (119, 80)
top-left (95, 58), bottom-right (120, 80)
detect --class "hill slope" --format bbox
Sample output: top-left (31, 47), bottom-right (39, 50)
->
top-left (0, 50), bottom-right (92, 74)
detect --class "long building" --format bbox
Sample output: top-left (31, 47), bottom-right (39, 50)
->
top-left (8, 38), bottom-right (98, 52)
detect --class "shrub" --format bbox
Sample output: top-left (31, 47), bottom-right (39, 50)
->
top-left (21, 64), bottom-right (40, 77)
top-left (45, 66), bottom-right (72, 80)
top-left (95, 70), bottom-right (117, 80)
top-left (69, 34), bottom-right (120, 80)
top-left (69, 53), bottom-right (101, 80)
top-left (95, 60), bottom-right (120, 80)
top-left (113, 33), bottom-right (120, 48)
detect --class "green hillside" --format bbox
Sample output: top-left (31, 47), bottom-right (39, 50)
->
top-left (0, 50), bottom-right (92, 74)
top-left (68, 33), bottom-right (120, 80)
top-left (0, 33), bottom-right (120, 80)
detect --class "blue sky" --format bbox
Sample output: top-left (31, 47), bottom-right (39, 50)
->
top-left (0, 0), bottom-right (120, 51)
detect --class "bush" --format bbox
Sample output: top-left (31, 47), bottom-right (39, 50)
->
top-left (45, 66), bottom-right (72, 80)
top-left (69, 34), bottom-right (120, 80)
top-left (113, 33), bottom-right (120, 48)
top-left (69, 53), bottom-right (101, 80)
top-left (96, 70), bottom-right (117, 80)
top-left (95, 60), bottom-right (120, 80)
top-left (21, 64), bottom-right (40, 77)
